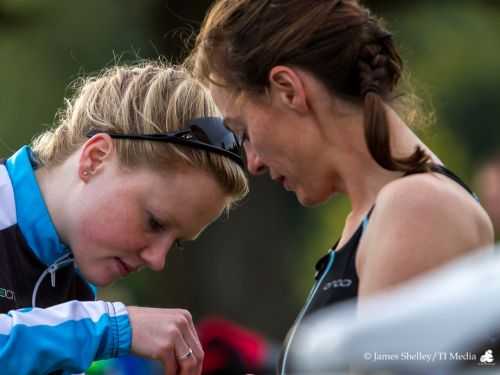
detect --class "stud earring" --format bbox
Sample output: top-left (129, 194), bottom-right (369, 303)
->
top-left (82, 170), bottom-right (90, 177)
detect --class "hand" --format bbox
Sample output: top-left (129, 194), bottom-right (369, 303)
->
top-left (127, 306), bottom-right (204, 375)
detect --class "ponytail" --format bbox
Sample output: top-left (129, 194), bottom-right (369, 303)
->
top-left (359, 40), bottom-right (431, 173)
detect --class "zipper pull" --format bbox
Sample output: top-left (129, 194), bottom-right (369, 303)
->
top-left (49, 264), bottom-right (58, 287)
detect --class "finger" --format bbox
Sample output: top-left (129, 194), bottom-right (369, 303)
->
top-left (184, 317), bottom-right (204, 360)
top-left (161, 348), bottom-right (178, 375)
top-left (175, 339), bottom-right (199, 375)
top-left (182, 334), bottom-right (203, 375)
top-left (176, 311), bottom-right (204, 366)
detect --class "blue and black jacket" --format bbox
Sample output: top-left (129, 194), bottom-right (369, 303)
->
top-left (0, 146), bottom-right (131, 374)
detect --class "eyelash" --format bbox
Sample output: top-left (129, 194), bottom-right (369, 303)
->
top-left (148, 214), bottom-right (184, 251)
top-left (148, 215), bottom-right (164, 232)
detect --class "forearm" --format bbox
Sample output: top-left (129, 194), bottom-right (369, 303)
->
top-left (0, 300), bottom-right (131, 374)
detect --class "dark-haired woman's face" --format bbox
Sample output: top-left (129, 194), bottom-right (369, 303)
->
top-left (211, 84), bottom-right (337, 207)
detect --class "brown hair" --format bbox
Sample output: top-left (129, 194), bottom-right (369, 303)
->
top-left (32, 61), bottom-right (249, 207)
top-left (187, 0), bottom-right (431, 173)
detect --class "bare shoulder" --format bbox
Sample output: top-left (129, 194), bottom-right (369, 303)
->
top-left (374, 172), bottom-right (492, 240)
top-left (356, 171), bottom-right (494, 298)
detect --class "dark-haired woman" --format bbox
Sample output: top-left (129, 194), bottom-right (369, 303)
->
top-left (187, 0), bottom-right (494, 372)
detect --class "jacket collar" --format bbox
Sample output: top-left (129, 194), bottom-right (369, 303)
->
top-left (5, 146), bottom-right (70, 266)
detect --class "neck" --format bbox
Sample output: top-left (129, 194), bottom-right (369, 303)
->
top-left (321, 103), bottom-right (438, 217)
top-left (35, 160), bottom-right (76, 245)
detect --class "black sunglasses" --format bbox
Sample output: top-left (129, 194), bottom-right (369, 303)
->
top-left (86, 117), bottom-right (244, 167)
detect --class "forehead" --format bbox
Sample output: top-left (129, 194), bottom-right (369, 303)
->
top-left (208, 83), bottom-right (244, 118)
top-left (209, 84), bottom-right (272, 135)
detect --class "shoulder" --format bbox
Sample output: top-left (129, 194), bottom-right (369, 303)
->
top-left (368, 173), bottom-right (473, 248)
top-left (374, 171), bottom-right (492, 239)
top-left (356, 171), bottom-right (493, 298)
top-left (378, 171), bottom-right (468, 209)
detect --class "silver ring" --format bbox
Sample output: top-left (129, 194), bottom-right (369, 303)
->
top-left (178, 347), bottom-right (193, 360)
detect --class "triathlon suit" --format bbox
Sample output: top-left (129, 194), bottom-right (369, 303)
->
top-left (278, 164), bottom-right (479, 374)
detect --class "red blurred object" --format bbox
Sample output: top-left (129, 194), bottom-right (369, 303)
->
top-left (197, 317), bottom-right (269, 374)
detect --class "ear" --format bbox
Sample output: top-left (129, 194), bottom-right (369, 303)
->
top-left (268, 66), bottom-right (310, 114)
top-left (78, 133), bottom-right (115, 182)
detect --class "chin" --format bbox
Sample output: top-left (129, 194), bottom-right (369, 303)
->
top-left (92, 278), bottom-right (114, 288)
top-left (83, 274), bottom-right (110, 287)
top-left (80, 266), bottom-right (117, 287)
top-left (296, 188), bottom-right (333, 207)
top-left (296, 193), bottom-right (321, 207)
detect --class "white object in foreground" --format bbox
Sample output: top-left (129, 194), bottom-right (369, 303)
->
top-left (292, 245), bottom-right (500, 374)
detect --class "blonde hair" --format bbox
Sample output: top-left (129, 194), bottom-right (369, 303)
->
top-left (31, 60), bottom-right (248, 206)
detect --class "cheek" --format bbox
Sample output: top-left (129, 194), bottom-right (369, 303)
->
top-left (76, 200), bottom-right (147, 255)
top-left (246, 134), bottom-right (278, 165)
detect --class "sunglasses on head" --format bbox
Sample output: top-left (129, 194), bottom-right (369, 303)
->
top-left (86, 117), bottom-right (244, 167)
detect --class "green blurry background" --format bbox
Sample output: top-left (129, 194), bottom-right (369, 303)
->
top-left (1, 0), bottom-right (499, 346)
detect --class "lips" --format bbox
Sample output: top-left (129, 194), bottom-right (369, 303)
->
top-left (271, 172), bottom-right (285, 185)
top-left (272, 175), bottom-right (289, 190)
top-left (115, 257), bottom-right (138, 277)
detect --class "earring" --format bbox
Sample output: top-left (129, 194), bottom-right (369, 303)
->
top-left (82, 170), bottom-right (90, 177)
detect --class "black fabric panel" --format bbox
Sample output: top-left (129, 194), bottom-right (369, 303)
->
top-left (0, 225), bottom-right (94, 313)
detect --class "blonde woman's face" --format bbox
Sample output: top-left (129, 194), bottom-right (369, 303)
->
top-left (69, 155), bottom-right (228, 286)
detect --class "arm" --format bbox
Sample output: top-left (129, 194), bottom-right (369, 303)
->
top-left (356, 174), bottom-right (494, 306)
top-left (0, 301), bottom-right (205, 375)
top-left (0, 300), bottom-right (130, 374)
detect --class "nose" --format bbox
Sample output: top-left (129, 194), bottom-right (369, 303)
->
top-left (245, 142), bottom-right (267, 175)
top-left (140, 237), bottom-right (172, 272)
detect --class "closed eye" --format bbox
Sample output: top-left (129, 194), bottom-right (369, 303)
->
top-left (148, 214), bottom-right (165, 232)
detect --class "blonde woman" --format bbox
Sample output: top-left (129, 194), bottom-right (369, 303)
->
top-left (0, 62), bottom-right (247, 375)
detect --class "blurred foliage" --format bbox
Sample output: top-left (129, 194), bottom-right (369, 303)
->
top-left (0, 0), bottom-right (165, 154)
top-left (389, 2), bottom-right (500, 165)
top-left (1, 0), bottom-right (499, 347)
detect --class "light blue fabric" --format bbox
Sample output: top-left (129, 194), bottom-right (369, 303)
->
top-left (5, 146), bottom-right (68, 266)
top-left (0, 301), bottom-right (131, 374)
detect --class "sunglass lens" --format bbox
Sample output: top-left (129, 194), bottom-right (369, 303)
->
top-left (188, 118), bottom-right (242, 154)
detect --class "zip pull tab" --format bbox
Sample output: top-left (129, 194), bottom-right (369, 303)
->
top-left (49, 264), bottom-right (58, 287)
